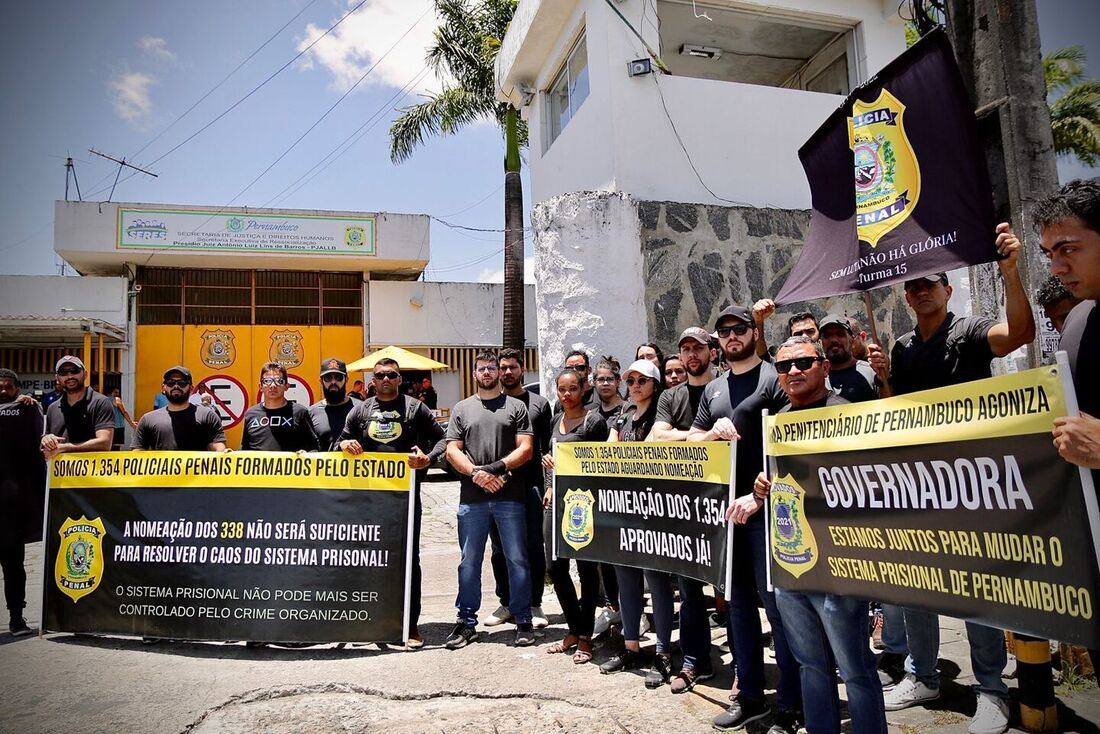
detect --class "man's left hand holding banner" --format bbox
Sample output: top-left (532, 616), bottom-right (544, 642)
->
top-left (43, 451), bottom-right (414, 644)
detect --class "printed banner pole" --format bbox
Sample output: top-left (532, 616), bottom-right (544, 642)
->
top-left (762, 410), bottom-right (774, 593)
top-left (861, 291), bottom-right (882, 346)
top-left (725, 436), bottom-right (737, 602)
top-left (1055, 351), bottom-right (1100, 573)
top-left (402, 464), bottom-right (415, 644)
top-left (38, 460), bottom-right (52, 640)
top-left (551, 442), bottom-right (558, 562)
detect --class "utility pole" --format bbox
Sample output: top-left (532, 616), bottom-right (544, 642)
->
top-left (942, 0), bottom-right (1059, 369)
top-left (64, 156), bottom-right (83, 201)
top-left (88, 148), bottom-right (158, 202)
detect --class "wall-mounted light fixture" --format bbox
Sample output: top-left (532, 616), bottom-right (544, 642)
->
top-left (628, 58), bottom-right (653, 77)
top-left (680, 44), bottom-right (723, 60)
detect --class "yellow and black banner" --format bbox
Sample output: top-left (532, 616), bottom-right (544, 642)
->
top-left (553, 442), bottom-right (732, 589)
top-left (43, 451), bottom-right (414, 644)
top-left (765, 366), bottom-right (1100, 647)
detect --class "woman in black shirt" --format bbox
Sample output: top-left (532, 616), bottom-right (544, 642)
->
top-left (541, 369), bottom-right (608, 664)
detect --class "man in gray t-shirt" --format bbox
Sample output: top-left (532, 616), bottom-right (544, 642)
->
top-left (443, 351), bottom-right (534, 649)
top-left (132, 366), bottom-right (227, 451)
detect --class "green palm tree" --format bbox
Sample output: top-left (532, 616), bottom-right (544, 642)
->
top-left (390, 0), bottom-right (528, 350)
top-left (1043, 45), bottom-right (1100, 167)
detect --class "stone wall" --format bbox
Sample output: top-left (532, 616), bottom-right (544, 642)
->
top-left (639, 200), bottom-right (913, 354)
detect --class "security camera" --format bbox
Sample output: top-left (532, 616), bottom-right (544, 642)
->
top-left (133, 284), bottom-right (142, 293)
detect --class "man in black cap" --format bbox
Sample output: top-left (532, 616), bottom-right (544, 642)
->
top-left (40, 356), bottom-right (114, 459)
top-left (688, 305), bottom-right (802, 733)
top-left (132, 366), bottom-right (227, 451)
top-left (0, 368), bottom-right (47, 636)
top-left (867, 225), bottom-right (1033, 733)
top-left (816, 314), bottom-right (878, 403)
top-left (309, 357), bottom-right (361, 451)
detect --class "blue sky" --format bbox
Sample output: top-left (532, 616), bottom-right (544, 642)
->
top-left (0, 0), bottom-right (1095, 280)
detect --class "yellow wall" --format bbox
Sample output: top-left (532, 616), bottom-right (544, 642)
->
top-left (136, 325), bottom-right (363, 448)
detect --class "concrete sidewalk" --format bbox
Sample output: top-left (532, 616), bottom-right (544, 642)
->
top-left (2, 472), bottom-right (1097, 733)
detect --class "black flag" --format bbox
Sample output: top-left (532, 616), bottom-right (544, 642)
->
top-left (775, 29), bottom-right (996, 304)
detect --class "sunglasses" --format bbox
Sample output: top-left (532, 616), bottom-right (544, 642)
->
top-left (322, 374), bottom-right (347, 383)
top-left (716, 323), bottom-right (752, 338)
top-left (164, 379), bottom-right (191, 388)
top-left (775, 357), bottom-right (823, 374)
top-left (374, 371), bottom-right (399, 380)
top-left (260, 377), bottom-right (287, 387)
top-left (624, 376), bottom-right (653, 387)
top-left (57, 368), bottom-right (82, 376)
top-left (594, 376), bottom-right (618, 384)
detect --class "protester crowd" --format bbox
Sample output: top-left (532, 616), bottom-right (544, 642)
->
top-left (2, 180), bottom-right (1100, 734)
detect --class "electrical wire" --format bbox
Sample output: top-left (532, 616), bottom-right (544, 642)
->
top-left (436, 183), bottom-right (504, 218)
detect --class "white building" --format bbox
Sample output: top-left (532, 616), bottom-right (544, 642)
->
top-left (496, 0), bottom-right (909, 386)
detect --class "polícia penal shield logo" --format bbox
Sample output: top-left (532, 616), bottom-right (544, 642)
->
top-left (848, 88), bottom-right (921, 248)
top-left (268, 330), bottom-right (304, 368)
top-left (200, 329), bottom-right (236, 369)
top-left (55, 516), bottom-right (106, 602)
top-left (561, 488), bottom-right (595, 551)
top-left (770, 474), bottom-right (818, 579)
top-left (345, 226), bottom-right (365, 247)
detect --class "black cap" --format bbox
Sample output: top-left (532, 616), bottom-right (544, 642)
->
top-left (904, 272), bottom-right (948, 288)
top-left (163, 365), bottom-right (193, 383)
top-left (816, 314), bottom-right (853, 334)
top-left (320, 357), bottom-right (348, 376)
top-left (714, 305), bottom-right (753, 328)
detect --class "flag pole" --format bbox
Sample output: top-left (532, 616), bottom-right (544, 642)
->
top-left (861, 290), bottom-right (882, 346)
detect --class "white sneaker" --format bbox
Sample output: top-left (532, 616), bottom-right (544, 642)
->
top-left (968, 693), bottom-right (1009, 734)
top-left (484, 605), bottom-right (512, 626)
top-left (593, 607), bottom-right (621, 637)
top-left (883, 673), bottom-right (940, 711)
top-left (531, 606), bottom-right (549, 629)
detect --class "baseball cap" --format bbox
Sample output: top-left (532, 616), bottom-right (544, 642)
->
top-left (320, 357), bottom-right (348, 376)
top-left (162, 365), bottom-right (193, 383)
top-left (678, 327), bottom-right (711, 347)
top-left (714, 305), bottom-right (753, 328)
top-left (816, 314), bottom-right (853, 334)
top-left (55, 355), bottom-right (85, 372)
top-left (623, 359), bottom-right (661, 382)
top-left (904, 272), bottom-right (948, 288)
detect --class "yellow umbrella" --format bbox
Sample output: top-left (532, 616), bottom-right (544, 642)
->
top-left (346, 345), bottom-right (449, 372)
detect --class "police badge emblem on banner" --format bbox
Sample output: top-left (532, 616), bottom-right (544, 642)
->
top-left (775, 28), bottom-right (997, 304)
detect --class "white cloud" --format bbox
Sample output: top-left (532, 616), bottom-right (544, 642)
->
top-left (297, 0), bottom-right (444, 95)
top-left (108, 71), bottom-right (157, 126)
top-left (478, 256), bottom-right (535, 284)
top-left (138, 36), bottom-right (176, 63)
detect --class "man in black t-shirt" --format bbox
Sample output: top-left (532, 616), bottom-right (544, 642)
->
top-left (0, 369), bottom-right (46, 636)
top-left (688, 306), bottom-right (798, 732)
top-left (816, 314), bottom-right (878, 403)
top-left (868, 226), bottom-right (1033, 730)
top-left (133, 366), bottom-right (227, 451)
top-left (240, 362), bottom-right (319, 452)
top-left (485, 348), bottom-right (552, 629)
top-left (339, 357), bottom-right (446, 648)
top-left (308, 357), bottom-right (361, 451)
top-left (444, 351), bottom-right (534, 649)
top-left (40, 355), bottom-right (114, 459)
top-left (1037, 180), bottom-right (1100, 681)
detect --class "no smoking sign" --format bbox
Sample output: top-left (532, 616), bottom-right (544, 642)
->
top-left (196, 374), bottom-right (249, 429)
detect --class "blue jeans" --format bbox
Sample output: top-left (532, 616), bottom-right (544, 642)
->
top-left (490, 485), bottom-right (547, 607)
top-left (902, 608), bottom-right (1007, 698)
top-left (456, 500), bottom-right (531, 626)
top-left (727, 515), bottom-right (801, 710)
top-left (880, 604), bottom-right (908, 655)
top-left (776, 589), bottom-right (887, 734)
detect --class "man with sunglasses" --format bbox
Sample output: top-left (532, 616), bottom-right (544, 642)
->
top-left (132, 366), bottom-right (227, 451)
top-left (757, 337), bottom-right (887, 734)
top-left (866, 226), bottom-right (1033, 734)
top-left (240, 362), bottom-right (319, 452)
top-left (483, 348), bottom-right (552, 629)
top-left (445, 351), bottom-right (535, 649)
top-left (308, 358), bottom-right (361, 451)
top-left (40, 356), bottom-right (115, 459)
top-left (339, 357), bottom-right (446, 648)
top-left (688, 306), bottom-right (802, 733)
top-left (816, 315), bottom-right (878, 403)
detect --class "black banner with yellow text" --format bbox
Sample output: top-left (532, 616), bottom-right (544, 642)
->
top-left (43, 451), bottom-right (413, 643)
top-left (765, 366), bottom-right (1100, 647)
top-left (553, 442), bottom-right (731, 590)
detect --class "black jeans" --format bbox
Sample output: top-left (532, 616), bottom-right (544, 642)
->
top-left (1, 543), bottom-right (26, 617)
top-left (490, 485), bottom-right (546, 607)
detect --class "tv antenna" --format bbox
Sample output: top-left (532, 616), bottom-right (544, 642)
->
top-left (63, 155), bottom-right (83, 201)
top-left (88, 148), bottom-right (158, 202)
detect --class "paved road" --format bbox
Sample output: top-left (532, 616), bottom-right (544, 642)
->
top-left (2, 472), bottom-right (1097, 733)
